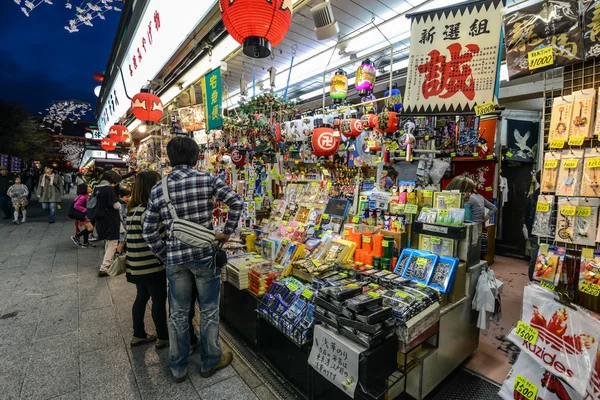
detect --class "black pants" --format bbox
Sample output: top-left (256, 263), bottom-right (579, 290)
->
top-left (132, 276), bottom-right (169, 340)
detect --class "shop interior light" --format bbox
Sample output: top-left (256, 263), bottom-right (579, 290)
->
top-left (311, 1), bottom-right (339, 40)
top-left (138, 123), bottom-right (147, 133)
top-left (85, 132), bottom-right (93, 139)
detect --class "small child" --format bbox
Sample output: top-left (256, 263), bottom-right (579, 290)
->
top-left (118, 187), bottom-right (132, 244)
top-left (71, 183), bottom-right (95, 247)
top-left (7, 176), bottom-right (29, 224)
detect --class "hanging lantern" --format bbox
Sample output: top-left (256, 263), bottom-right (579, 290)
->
top-left (341, 118), bottom-right (363, 138)
top-left (375, 111), bottom-right (399, 133)
top-left (384, 83), bottom-right (403, 112)
top-left (355, 58), bottom-right (376, 96)
top-left (312, 127), bottom-right (339, 157)
top-left (230, 148), bottom-right (246, 166)
top-left (108, 124), bottom-right (129, 143)
top-left (274, 122), bottom-right (284, 143)
top-left (330, 69), bottom-right (348, 104)
top-left (131, 92), bottom-right (163, 123)
top-left (101, 138), bottom-right (116, 151)
top-left (219, 0), bottom-right (293, 59)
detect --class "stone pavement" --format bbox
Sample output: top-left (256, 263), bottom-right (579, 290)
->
top-left (0, 195), bottom-right (277, 400)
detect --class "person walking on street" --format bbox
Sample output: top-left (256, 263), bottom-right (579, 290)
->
top-left (95, 170), bottom-right (123, 277)
top-left (524, 171), bottom-right (541, 280)
top-left (143, 136), bottom-right (243, 383)
top-left (38, 167), bottom-right (63, 224)
top-left (70, 183), bottom-right (95, 247)
top-left (7, 176), bottom-right (29, 224)
top-left (62, 172), bottom-right (72, 194)
top-left (0, 166), bottom-right (13, 220)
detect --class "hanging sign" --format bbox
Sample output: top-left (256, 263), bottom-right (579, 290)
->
top-left (201, 67), bottom-right (223, 131)
top-left (403, 0), bottom-right (504, 114)
top-left (584, 0), bottom-right (600, 59)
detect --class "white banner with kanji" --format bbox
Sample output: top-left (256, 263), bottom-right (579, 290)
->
top-left (403, 0), bottom-right (505, 114)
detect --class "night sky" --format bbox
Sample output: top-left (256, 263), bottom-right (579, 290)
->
top-left (0, 2), bottom-right (120, 119)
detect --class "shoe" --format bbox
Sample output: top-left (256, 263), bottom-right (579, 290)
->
top-left (71, 236), bottom-right (80, 246)
top-left (130, 335), bottom-right (157, 347)
top-left (98, 271), bottom-right (109, 277)
top-left (49, 221), bottom-right (55, 224)
top-left (89, 235), bottom-right (99, 241)
top-left (200, 351), bottom-right (233, 378)
top-left (172, 372), bottom-right (187, 384)
top-left (21, 219), bottom-right (25, 223)
top-left (155, 339), bottom-right (169, 349)
top-left (12, 220), bottom-right (18, 225)
top-left (80, 243), bottom-right (90, 248)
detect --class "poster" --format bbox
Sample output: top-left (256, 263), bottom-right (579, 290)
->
top-left (455, 116), bottom-right (497, 158)
top-left (178, 104), bottom-right (204, 133)
top-left (201, 67), bottom-right (223, 131)
top-left (506, 119), bottom-right (539, 162)
top-left (403, 0), bottom-right (505, 114)
top-left (0, 154), bottom-right (8, 169)
top-left (584, 0), bottom-right (600, 59)
top-left (503, 0), bottom-right (584, 79)
top-left (451, 160), bottom-right (496, 200)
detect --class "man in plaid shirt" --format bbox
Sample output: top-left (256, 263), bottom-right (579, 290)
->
top-left (143, 136), bottom-right (242, 382)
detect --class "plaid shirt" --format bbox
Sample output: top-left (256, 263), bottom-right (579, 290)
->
top-left (143, 165), bottom-right (243, 266)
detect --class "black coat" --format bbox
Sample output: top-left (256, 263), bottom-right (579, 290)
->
top-left (0, 175), bottom-right (11, 195)
top-left (94, 185), bottom-right (121, 241)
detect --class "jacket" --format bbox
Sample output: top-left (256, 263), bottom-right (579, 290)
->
top-left (37, 174), bottom-right (63, 203)
top-left (0, 175), bottom-right (11, 195)
top-left (94, 184), bottom-right (121, 241)
top-left (74, 194), bottom-right (89, 215)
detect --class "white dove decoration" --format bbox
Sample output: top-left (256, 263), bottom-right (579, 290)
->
top-left (513, 129), bottom-right (533, 158)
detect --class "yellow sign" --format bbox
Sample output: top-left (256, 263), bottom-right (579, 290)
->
top-left (474, 101), bottom-right (496, 116)
top-left (431, 237), bottom-right (442, 245)
top-left (580, 280), bottom-right (600, 296)
top-left (515, 321), bottom-right (539, 345)
top-left (587, 158), bottom-right (600, 168)
top-left (438, 209), bottom-right (449, 218)
top-left (382, 240), bottom-right (389, 248)
top-left (287, 282), bottom-right (299, 292)
top-left (528, 47), bottom-right (554, 70)
top-left (561, 206), bottom-right (576, 216)
top-left (568, 136), bottom-right (585, 146)
top-left (514, 375), bottom-right (538, 400)
top-left (301, 289), bottom-right (313, 299)
top-left (395, 291), bottom-right (408, 298)
top-left (536, 202), bottom-right (550, 212)
top-left (544, 159), bottom-right (559, 169)
top-left (363, 236), bottom-right (371, 243)
top-left (506, 151), bottom-right (513, 158)
top-left (451, 152), bottom-right (457, 157)
top-left (486, 154), bottom-right (494, 160)
top-left (423, 190), bottom-right (433, 198)
top-left (540, 281), bottom-right (555, 291)
top-left (416, 257), bottom-right (428, 266)
top-left (562, 159), bottom-right (579, 169)
top-left (473, 152), bottom-right (479, 157)
top-left (549, 139), bottom-right (565, 149)
top-left (485, 187), bottom-right (493, 192)
top-left (366, 291), bottom-right (380, 298)
top-left (404, 204), bottom-right (418, 214)
top-left (352, 216), bottom-right (360, 223)
top-left (576, 206), bottom-right (591, 217)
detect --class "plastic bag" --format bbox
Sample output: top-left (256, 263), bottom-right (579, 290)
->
top-left (428, 159), bottom-right (450, 184)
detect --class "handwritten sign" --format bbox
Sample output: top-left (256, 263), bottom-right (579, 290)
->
top-left (562, 159), bottom-right (579, 169)
top-left (515, 321), bottom-right (539, 345)
top-left (560, 206), bottom-right (576, 216)
top-left (544, 159), bottom-right (559, 169)
top-left (536, 202), bottom-right (550, 212)
top-left (580, 280), bottom-right (600, 297)
top-left (587, 158), bottom-right (600, 168)
top-left (528, 47), bottom-right (554, 70)
top-left (549, 139), bottom-right (565, 149)
top-left (404, 204), bottom-right (418, 214)
top-left (514, 375), bottom-right (538, 400)
top-left (568, 136), bottom-right (585, 146)
top-left (474, 101), bottom-right (495, 116)
top-left (539, 281), bottom-right (555, 291)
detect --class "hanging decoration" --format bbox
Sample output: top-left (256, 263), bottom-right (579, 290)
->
top-left (384, 83), bottom-right (403, 112)
top-left (355, 58), bottom-right (376, 96)
top-left (375, 110), bottom-right (399, 133)
top-left (57, 138), bottom-right (85, 169)
top-left (312, 127), bottom-right (339, 157)
top-left (330, 69), bottom-right (348, 104)
top-left (219, 0), bottom-right (293, 59)
top-left (101, 138), bottom-right (117, 151)
top-left (40, 100), bottom-right (92, 133)
top-left (230, 148), bottom-right (247, 166)
top-left (108, 124), bottom-right (130, 143)
top-left (131, 92), bottom-right (164, 123)
top-left (341, 118), bottom-right (363, 138)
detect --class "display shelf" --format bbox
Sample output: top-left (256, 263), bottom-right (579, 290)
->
top-left (413, 222), bottom-right (466, 240)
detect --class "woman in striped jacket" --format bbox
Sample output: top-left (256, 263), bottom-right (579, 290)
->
top-left (126, 171), bottom-right (169, 348)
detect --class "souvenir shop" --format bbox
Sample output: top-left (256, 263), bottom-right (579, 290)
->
top-left (93, 0), bottom-right (600, 398)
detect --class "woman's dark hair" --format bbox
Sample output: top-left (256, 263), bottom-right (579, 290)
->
top-left (77, 183), bottom-right (88, 195)
top-left (129, 171), bottom-right (160, 211)
top-left (167, 136), bottom-right (199, 167)
top-left (103, 170), bottom-right (122, 185)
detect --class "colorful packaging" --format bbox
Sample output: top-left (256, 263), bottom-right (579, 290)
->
top-left (556, 150), bottom-right (584, 197)
top-left (580, 248), bottom-right (600, 295)
top-left (532, 195), bottom-right (555, 238)
top-left (541, 152), bottom-right (561, 193)
top-left (533, 244), bottom-right (566, 286)
top-left (429, 256), bottom-right (459, 294)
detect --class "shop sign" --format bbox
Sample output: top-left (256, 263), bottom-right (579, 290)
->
top-left (584, 0), bottom-right (600, 59)
top-left (97, 0), bottom-right (215, 137)
top-left (10, 157), bottom-right (21, 172)
top-left (403, 0), bottom-right (504, 114)
top-left (201, 67), bottom-right (223, 130)
top-left (0, 154), bottom-right (8, 168)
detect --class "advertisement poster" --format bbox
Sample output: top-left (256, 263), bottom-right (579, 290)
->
top-left (455, 116), bottom-right (497, 159)
top-left (403, 0), bottom-right (505, 114)
top-left (505, 119), bottom-right (539, 162)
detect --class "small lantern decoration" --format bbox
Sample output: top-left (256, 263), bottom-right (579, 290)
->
top-left (219, 0), bottom-right (293, 59)
top-left (108, 124), bottom-right (130, 143)
top-left (131, 92), bottom-right (163, 123)
top-left (355, 58), bottom-right (376, 96)
top-left (274, 122), bottom-right (284, 143)
top-left (341, 118), bottom-right (363, 138)
top-left (330, 69), bottom-right (348, 104)
top-left (384, 83), bottom-right (403, 112)
top-left (101, 138), bottom-right (116, 151)
top-left (230, 148), bottom-right (246, 166)
top-left (312, 127), bottom-right (339, 157)
top-left (375, 111), bottom-right (399, 133)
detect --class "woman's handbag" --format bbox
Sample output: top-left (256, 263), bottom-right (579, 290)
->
top-left (67, 203), bottom-right (86, 221)
top-left (107, 253), bottom-right (126, 276)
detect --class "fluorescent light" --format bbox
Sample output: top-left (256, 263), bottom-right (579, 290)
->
top-left (500, 64), bottom-right (508, 82)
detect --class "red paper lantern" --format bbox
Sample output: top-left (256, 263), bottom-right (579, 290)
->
top-left (312, 127), bottom-right (340, 157)
top-left (131, 92), bottom-right (163, 123)
top-left (108, 124), bottom-right (130, 143)
top-left (219, 0), bottom-right (292, 59)
top-left (101, 138), bottom-right (116, 151)
top-left (341, 118), bottom-right (363, 138)
top-left (375, 111), bottom-right (399, 133)
top-left (230, 148), bottom-right (246, 166)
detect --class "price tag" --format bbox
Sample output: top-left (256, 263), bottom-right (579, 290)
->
top-left (450, 152), bottom-right (456, 157)
top-left (528, 47), bottom-right (554, 70)
top-left (368, 283), bottom-right (379, 288)
top-left (438, 209), bottom-right (449, 218)
top-left (393, 221), bottom-right (403, 230)
top-left (544, 159), bottom-right (559, 169)
top-left (352, 216), bottom-right (360, 223)
top-left (485, 187), bottom-right (492, 192)
top-left (506, 151), bottom-right (513, 158)
top-left (540, 281), bottom-right (555, 291)
top-left (423, 190), bottom-right (433, 197)
top-left (549, 139), bottom-right (565, 149)
top-left (416, 283), bottom-right (427, 288)
top-left (367, 140), bottom-right (376, 148)
top-left (536, 202), bottom-right (550, 212)
top-left (382, 240), bottom-right (389, 247)
top-left (568, 136), bottom-right (585, 146)
top-left (580, 280), bottom-right (600, 296)
top-left (395, 291), bottom-right (408, 298)
top-left (282, 220), bottom-right (288, 225)
top-left (562, 159), bottom-right (579, 169)
top-left (322, 214), bottom-right (329, 219)
top-left (363, 236), bottom-right (371, 243)
top-left (583, 248), bottom-right (595, 259)
top-left (301, 289), bottom-right (313, 299)
top-left (425, 135), bottom-right (430, 141)
top-left (486, 154), bottom-right (494, 160)
top-left (287, 282), bottom-right (300, 292)
top-left (474, 101), bottom-right (495, 116)
top-left (515, 321), bottom-right (539, 345)
top-left (431, 237), bottom-right (442, 245)
top-left (416, 257), bottom-right (428, 266)
top-left (366, 291), bottom-right (380, 298)
top-left (587, 158), bottom-right (600, 168)
top-left (343, 230), bottom-right (349, 236)
top-left (295, 160), bottom-right (299, 164)
top-left (576, 206), bottom-right (591, 217)
top-left (514, 375), bottom-right (538, 400)
top-left (404, 204), bottom-right (418, 214)
top-left (400, 151), bottom-right (406, 156)
top-left (381, 269), bottom-right (392, 274)
top-left (561, 206), bottom-right (576, 216)
top-left (286, 227), bottom-right (293, 232)
top-left (473, 152), bottom-right (479, 157)
top-left (314, 225), bottom-right (320, 230)
top-left (347, 283), bottom-right (359, 288)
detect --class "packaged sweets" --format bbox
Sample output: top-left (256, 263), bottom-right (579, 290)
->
top-left (580, 248), bottom-right (600, 294)
top-left (345, 291), bottom-right (384, 312)
top-left (556, 150), bottom-right (584, 196)
top-left (394, 248), bottom-right (414, 274)
top-left (401, 250), bottom-right (439, 285)
top-left (533, 244), bottom-right (566, 286)
top-left (428, 256), bottom-right (459, 294)
top-left (541, 152), bottom-right (560, 193)
top-left (532, 195), bottom-right (555, 238)
top-left (582, 148), bottom-right (600, 197)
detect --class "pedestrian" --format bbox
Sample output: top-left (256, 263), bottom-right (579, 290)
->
top-left (0, 166), bottom-right (13, 220)
top-left (94, 170), bottom-right (123, 277)
top-left (143, 136), bottom-right (243, 383)
top-left (62, 172), bottom-right (72, 194)
top-left (7, 176), bottom-right (29, 224)
top-left (38, 167), bottom-right (63, 224)
top-left (125, 171), bottom-right (169, 348)
top-left (524, 171), bottom-right (541, 280)
top-left (89, 167), bottom-right (104, 190)
top-left (70, 183), bottom-right (95, 247)
top-left (118, 187), bottom-right (132, 243)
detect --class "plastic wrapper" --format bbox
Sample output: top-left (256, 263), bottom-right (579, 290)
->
top-left (428, 159), bottom-right (450, 184)
top-left (533, 244), bottom-right (566, 285)
top-left (401, 251), bottom-right (439, 285)
top-left (541, 152), bottom-right (560, 193)
top-left (556, 150), bottom-right (583, 196)
top-left (532, 195), bottom-right (555, 238)
top-left (428, 256), bottom-right (459, 294)
top-left (580, 248), bottom-right (600, 292)
top-left (394, 248), bottom-right (414, 274)
top-left (582, 148), bottom-right (600, 197)
top-left (383, 289), bottom-right (426, 326)
top-left (555, 197), bottom-right (599, 246)
top-left (507, 284), bottom-right (600, 396)
top-left (320, 284), bottom-right (363, 302)
top-left (345, 292), bottom-right (384, 312)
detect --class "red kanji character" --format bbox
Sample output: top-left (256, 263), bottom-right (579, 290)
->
top-left (137, 47), bottom-right (142, 63)
top-left (147, 22), bottom-right (153, 45)
top-left (132, 55), bottom-right (137, 70)
top-left (142, 37), bottom-right (147, 52)
top-left (154, 10), bottom-right (160, 30)
top-left (129, 65), bottom-right (133, 76)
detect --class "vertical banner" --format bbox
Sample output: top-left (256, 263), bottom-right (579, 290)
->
top-left (403, 0), bottom-right (505, 114)
top-left (201, 67), bottom-right (223, 131)
top-left (0, 154), bottom-right (8, 169)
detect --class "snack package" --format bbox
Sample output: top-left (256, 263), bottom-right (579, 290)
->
top-left (533, 244), bottom-right (565, 285)
top-left (580, 248), bottom-right (600, 296)
top-left (401, 250), bottom-right (439, 285)
top-left (429, 256), bottom-right (459, 294)
top-left (507, 284), bottom-right (600, 396)
top-left (532, 195), bottom-right (555, 238)
top-left (570, 89), bottom-right (596, 138)
top-left (548, 96), bottom-right (574, 142)
top-left (541, 152), bottom-right (561, 193)
top-left (582, 148), bottom-right (600, 197)
top-left (556, 150), bottom-right (583, 196)
top-left (394, 248), bottom-right (414, 274)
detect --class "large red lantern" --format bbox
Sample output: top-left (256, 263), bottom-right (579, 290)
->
top-left (101, 138), bottom-right (116, 151)
top-left (108, 124), bottom-right (130, 143)
top-left (131, 92), bottom-right (163, 123)
top-left (219, 0), bottom-right (292, 59)
top-left (341, 118), bottom-right (363, 138)
top-left (375, 111), bottom-right (399, 133)
top-left (312, 127), bottom-right (339, 157)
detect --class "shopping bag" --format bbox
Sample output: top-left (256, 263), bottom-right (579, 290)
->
top-left (107, 254), bottom-right (126, 277)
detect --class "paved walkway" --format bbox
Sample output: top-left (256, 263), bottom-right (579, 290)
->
top-left (0, 195), bottom-right (276, 400)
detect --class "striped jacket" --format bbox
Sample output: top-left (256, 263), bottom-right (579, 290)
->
top-left (125, 205), bottom-right (166, 283)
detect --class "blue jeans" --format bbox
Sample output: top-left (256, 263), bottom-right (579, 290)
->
top-left (41, 202), bottom-right (57, 222)
top-left (167, 255), bottom-right (222, 377)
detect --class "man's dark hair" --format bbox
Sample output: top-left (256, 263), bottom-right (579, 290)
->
top-left (167, 136), bottom-right (199, 167)
top-left (103, 170), bottom-right (122, 185)
top-left (104, 164), bottom-right (115, 171)
top-left (119, 187), bottom-right (132, 197)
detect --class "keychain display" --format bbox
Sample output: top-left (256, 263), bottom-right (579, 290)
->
top-left (555, 197), bottom-right (599, 246)
top-left (532, 195), bottom-right (555, 238)
top-left (548, 96), bottom-right (574, 142)
top-left (556, 150), bottom-right (584, 196)
top-left (533, 244), bottom-right (565, 285)
top-left (570, 89), bottom-right (596, 138)
top-left (582, 148), bottom-right (600, 197)
top-left (541, 152), bottom-right (560, 193)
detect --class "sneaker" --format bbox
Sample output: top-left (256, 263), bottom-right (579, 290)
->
top-left (21, 219), bottom-right (25, 223)
top-left (172, 372), bottom-right (188, 384)
top-left (71, 236), bottom-right (80, 246)
top-left (155, 339), bottom-right (169, 349)
top-left (200, 351), bottom-right (233, 378)
top-left (12, 220), bottom-right (18, 225)
top-left (98, 271), bottom-right (109, 277)
top-left (80, 243), bottom-right (90, 248)
top-left (130, 335), bottom-right (157, 347)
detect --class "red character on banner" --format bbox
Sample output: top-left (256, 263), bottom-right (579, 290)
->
top-left (137, 48), bottom-right (142, 63)
top-left (148, 22), bottom-right (153, 45)
top-left (417, 43), bottom-right (480, 101)
top-left (142, 37), bottom-right (147, 52)
top-left (154, 11), bottom-right (161, 30)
